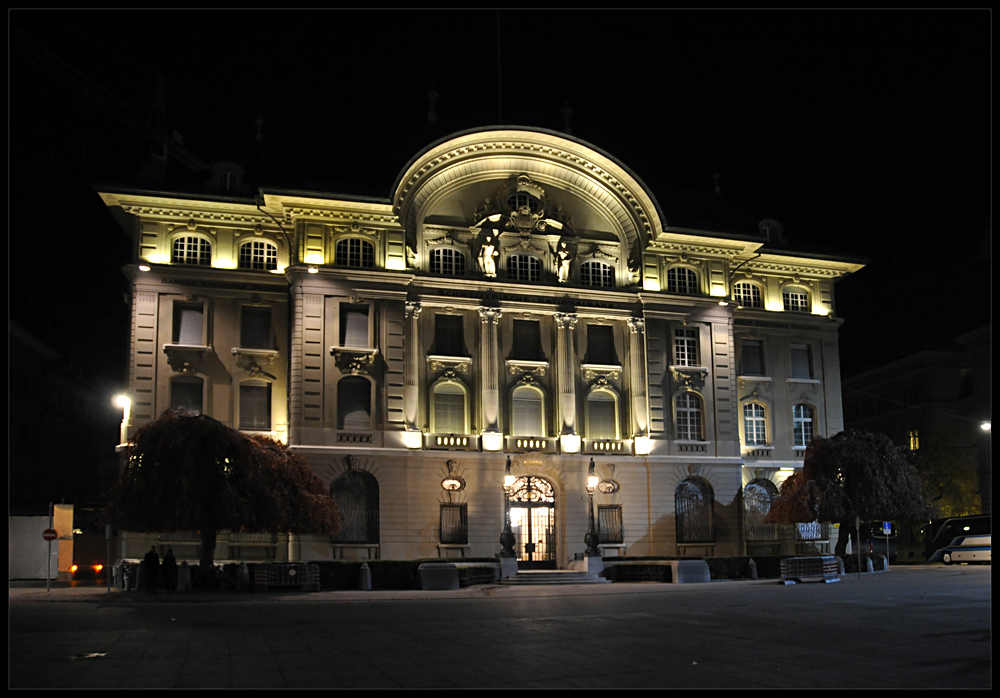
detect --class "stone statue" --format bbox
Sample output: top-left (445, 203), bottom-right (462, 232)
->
top-left (479, 236), bottom-right (498, 277)
top-left (557, 242), bottom-right (571, 283)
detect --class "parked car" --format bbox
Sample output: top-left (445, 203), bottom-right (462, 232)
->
top-left (927, 535), bottom-right (991, 565)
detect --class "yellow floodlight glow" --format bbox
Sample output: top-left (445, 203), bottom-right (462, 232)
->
top-left (307, 266), bottom-right (319, 274)
top-left (981, 422), bottom-right (991, 431)
top-left (812, 305), bottom-right (831, 316)
top-left (710, 286), bottom-right (727, 297)
top-left (643, 278), bottom-right (661, 292)
top-left (144, 253), bottom-right (164, 264)
top-left (765, 300), bottom-right (783, 312)
top-left (270, 266), bottom-right (287, 274)
top-left (304, 252), bottom-right (324, 265)
top-left (481, 432), bottom-right (504, 451)
top-left (138, 265), bottom-right (151, 272)
top-left (385, 257), bottom-right (406, 271)
top-left (402, 431), bottom-right (423, 449)
top-left (212, 260), bottom-right (238, 269)
top-left (560, 434), bottom-right (581, 453)
top-left (634, 435), bottom-right (652, 454)
top-left (114, 395), bottom-right (131, 409)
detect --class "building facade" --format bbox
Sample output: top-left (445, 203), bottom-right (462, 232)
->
top-left (100, 128), bottom-right (864, 565)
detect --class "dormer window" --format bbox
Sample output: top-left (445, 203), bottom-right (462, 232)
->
top-left (172, 236), bottom-right (212, 266)
top-left (507, 255), bottom-right (540, 282)
top-left (667, 267), bottom-right (699, 295)
top-left (238, 240), bottom-right (278, 271)
top-left (335, 238), bottom-right (375, 268)
top-left (507, 191), bottom-right (541, 213)
top-left (429, 248), bottom-right (466, 276)
top-left (783, 287), bottom-right (810, 312)
top-left (733, 281), bottom-right (763, 308)
top-left (581, 261), bottom-right (614, 288)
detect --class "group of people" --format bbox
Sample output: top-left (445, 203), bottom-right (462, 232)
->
top-left (139, 546), bottom-right (178, 593)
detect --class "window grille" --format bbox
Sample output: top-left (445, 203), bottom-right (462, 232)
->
top-left (744, 403), bottom-right (767, 446)
top-left (511, 386), bottom-right (544, 437)
top-left (239, 382), bottom-right (271, 431)
top-left (744, 480), bottom-right (780, 541)
top-left (667, 267), bottom-right (699, 295)
top-left (676, 392), bottom-right (704, 441)
top-left (240, 306), bottom-right (272, 349)
top-left (507, 192), bottom-right (541, 213)
top-left (740, 339), bottom-right (765, 376)
top-left (330, 471), bottom-right (379, 544)
top-left (439, 504), bottom-right (469, 545)
top-left (433, 383), bottom-right (467, 434)
top-left (507, 255), bottom-right (540, 282)
top-left (673, 328), bottom-right (698, 366)
top-left (587, 390), bottom-right (618, 440)
top-left (585, 325), bottom-right (618, 365)
top-left (238, 240), bottom-right (278, 270)
top-left (597, 505), bottom-right (624, 544)
top-left (676, 477), bottom-right (714, 543)
top-left (172, 236), bottom-right (211, 266)
top-left (170, 376), bottom-right (203, 415)
top-left (733, 282), bottom-right (763, 308)
top-left (580, 261), bottom-right (614, 287)
top-left (783, 288), bottom-right (809, 312)
top-left (172, 303), bottom-right (204, 345)
top-left (790, 344), bottom-right (812, 378)
top-left (429, 248), bottom-right (466, 276)
top-left (793, 404), bottom-right (814, 447)
top-left (334, 238), bottom-right (375, 268)
top-left (338, 376), bottom-right (371, 430)
top-left (339, 304), bottom-right (370, 348)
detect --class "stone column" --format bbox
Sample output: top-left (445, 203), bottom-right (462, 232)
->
top-left (554, 312), bottom-right (579, 451)
top-left (404, 301), bottom-right (422, 432)
top-left (478, 307), bottom-right (503, 448)
top-left (627, 317), bottom-right (651, 452)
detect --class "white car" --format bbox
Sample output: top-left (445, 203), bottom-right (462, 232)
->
top-left (929, 535), bottom-right (991, 565)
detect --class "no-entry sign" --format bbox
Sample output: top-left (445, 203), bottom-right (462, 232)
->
top-left (42, 529), bottom-right (57, 541)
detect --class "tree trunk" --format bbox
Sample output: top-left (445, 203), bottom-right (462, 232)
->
top-left (834, 517), bottom-right (855, 557)
top-left (199, 529), bottom-right (217, 570)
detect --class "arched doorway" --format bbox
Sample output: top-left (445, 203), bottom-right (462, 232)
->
top-left (508, 476), bottom-right (556, 569)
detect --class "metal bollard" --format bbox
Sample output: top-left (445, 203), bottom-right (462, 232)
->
top-left (358, 562), bottom-right (372, 591)
top-left (747, 558), bottom-right (758, 580)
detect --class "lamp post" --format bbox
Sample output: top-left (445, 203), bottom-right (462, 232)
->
top-left (500, 456), bottom-right (516, 558)
top-left (585, 457), bottom-right (601, 557)
top-left (113, 394), bottom-right (131, 449)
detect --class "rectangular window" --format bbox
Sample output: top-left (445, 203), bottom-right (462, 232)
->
top-left (783, 290), bottom-right (809, 312)
top-left (909, 429), bottom-right (920, 451)
top-left (239, 382), bottom-right (272, 431)
top-left (171, 377), bottom-right (203, 415)
top-left (439, 504), bottom-right (469, 545)
top-left (509, 320), bottom-right (544, 361)
top-left (673, 328), bottom-right (699, 366)
top-left (172, 302), bottom-right (204, 345)
top-left (585, 325), bottom-right (618, 365)
top-left (240, 306), bottom-right (272, 349)
top-left (340, 304), bottom-right (370, 348)
top-left (432, 315), bottom-right (465, 357)
top-left (740, 339), bottom-right (765, 376)
top-left (597, 505), bottom-right (624, 544)
top-left (790, 343), bottom-right (812, 379)
top-left (434, 390), bottom-right (466, 434)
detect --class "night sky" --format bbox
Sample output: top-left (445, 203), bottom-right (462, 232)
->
top-left (9, 10), bottom-right (991, 421)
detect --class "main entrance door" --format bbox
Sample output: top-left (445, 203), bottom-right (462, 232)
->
top-left (508, 476), bottom-right (556, 569)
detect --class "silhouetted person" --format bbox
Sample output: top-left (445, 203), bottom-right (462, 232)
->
top-left (143, 546), bottom-right (160, 593)
top-left (162, 549), bottom-right (178, 593)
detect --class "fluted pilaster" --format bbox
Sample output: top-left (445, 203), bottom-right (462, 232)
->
top-left (404, 301), bottom-right (422, 431)
top-left (478, 307), bottom-right (503, 433)
top-left (554, 312), bottom-right (579, 436)
top-left (627, 317), bottom-right (650, 438)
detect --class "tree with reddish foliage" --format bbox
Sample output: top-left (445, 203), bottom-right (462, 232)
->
top-left (763, 430), bottom-right (931, 556)
top-left (104, 410), bottom-right (338, 569)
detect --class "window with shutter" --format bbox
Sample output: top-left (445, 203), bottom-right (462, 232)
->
top-left (172, 303), bottom-right (204, 345)
top-left (239, 381), bottom-right (271, 431)
top-left (511, 386), bottom-right (544, 436)
top-left (790, 343), bottom-right (812, 378)
top-left (587, 390), bottom-right (618, 439)
top-left (340, 304), bottom-right (370, 348)
top-left (433, 382), bottom-right (467, 434)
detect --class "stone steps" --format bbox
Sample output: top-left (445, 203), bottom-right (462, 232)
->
top-left (501, 570), bottom-right (610, 585)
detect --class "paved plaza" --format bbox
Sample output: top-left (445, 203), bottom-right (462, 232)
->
top-left (9, 565), bottom-right (991, 688)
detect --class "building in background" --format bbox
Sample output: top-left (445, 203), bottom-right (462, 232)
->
top-left (99, 127), bottom-right (864, 566)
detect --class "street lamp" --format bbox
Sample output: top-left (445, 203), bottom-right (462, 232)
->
top-left (113, 394), bottom-right (131, 449)
top-left (584, 457), bottom-right (601, 557)
top-left (499, 456), bottom-right (516, 558)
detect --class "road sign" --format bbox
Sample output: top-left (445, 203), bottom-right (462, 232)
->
top-left (883, 522), bottom-right (892, 536)
top-left (42, 529), bottom-right (57, 541)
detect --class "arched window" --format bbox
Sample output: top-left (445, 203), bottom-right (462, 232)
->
top-left (511, 385), bottom-right (544, 437)
top-left (782, 286), bottom-right (810, 312)
top-left (676, 477), bottom-right (714, 543)
top-left (429, 248), bottom-right (466, 276)
top-left (743, 403), bottom-right (768, 446)
top-left (334, 238), bottom-right (375, 268)
top-left (675, 392), bottom-right (704, 441)
top-left (507, 255), bottom-right (541, 282)
top-left (744, 479), bottom-right (779, 542)
top-left (338, 376), bottom-right (372, 430)
top-left (330, 470), bottom-right (379, 544)
top-left (587, 389), bottom-right (619, 440)
top-left (507, 191), bottom-right (541, 213)
top-left (170, 375), bottom-right (203, 415)
top-left (733, 281), bottom-right (763, 308)
top-left (580, 261), bottom-right (614, 287)
top-left (432, 381), bottom-right (468, 434)
top-left (793, 404), bottom-right (814, 447)
top-left (238, 239), bottom-right (278, 270)
top-left (172, 236), bottom-right (212, 266)
top-left (667, 267), bottom-right (699, 295)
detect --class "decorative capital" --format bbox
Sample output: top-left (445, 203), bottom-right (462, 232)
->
top-left (405, 301), bottom-right (422, 319)
top-left (626, 317), bottom-right (645, 334)
top-left (478, 307), bottom-right (502, 323)
top-left (554, 312), bottom-right (578, 329)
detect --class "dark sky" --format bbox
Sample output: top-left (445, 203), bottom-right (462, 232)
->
top-left (9, 9), bottom-right (991, 400)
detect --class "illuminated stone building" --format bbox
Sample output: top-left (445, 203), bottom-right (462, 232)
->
top-left (100, 128), bottom-right (864, 566)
